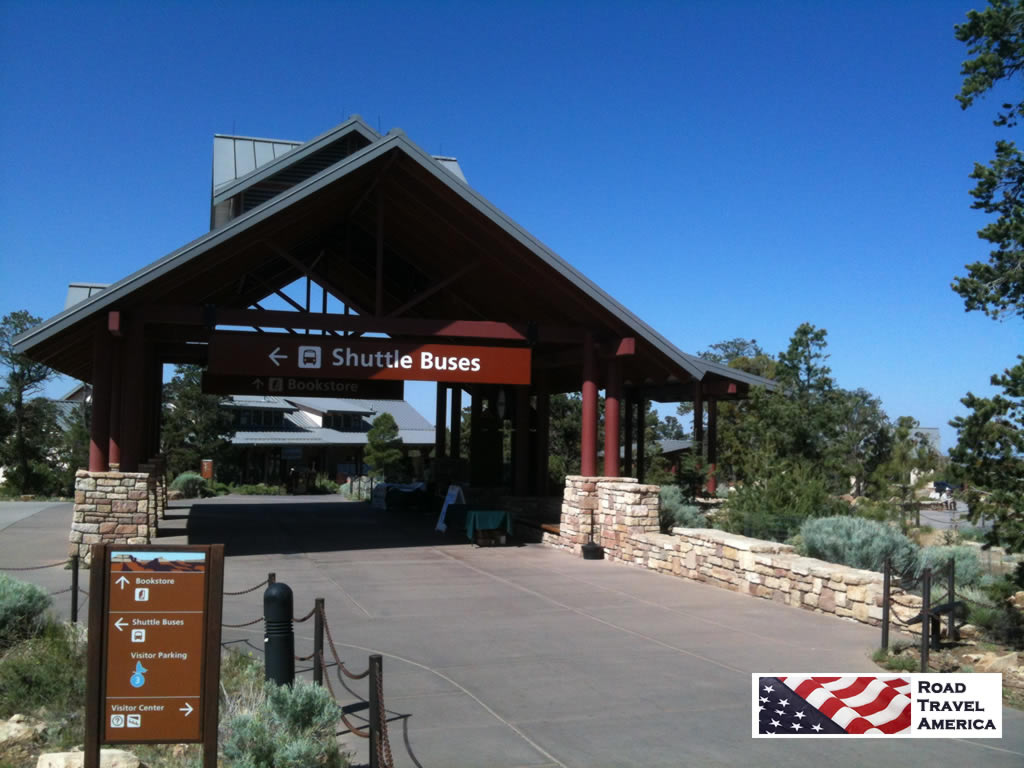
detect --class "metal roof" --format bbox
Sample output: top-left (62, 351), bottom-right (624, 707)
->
top-left (211, 116), bottom-right (378, 205)
top-left (13, 117), bottom-right (776, 400)
top-left (283, 397), bottom-right (376, 416)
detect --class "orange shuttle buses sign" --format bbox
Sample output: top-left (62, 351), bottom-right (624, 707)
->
top-left (207, 333), bottom-right (531, 386)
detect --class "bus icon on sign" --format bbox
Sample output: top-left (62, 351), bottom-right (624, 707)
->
top-left (298, 346), bottom-right (321, 369)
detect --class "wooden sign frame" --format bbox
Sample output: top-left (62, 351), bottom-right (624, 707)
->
top-left (85, 543), bottom-right (224, 768)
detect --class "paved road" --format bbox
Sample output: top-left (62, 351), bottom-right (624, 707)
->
top-left (1, 498), bottom-right (1021, 767)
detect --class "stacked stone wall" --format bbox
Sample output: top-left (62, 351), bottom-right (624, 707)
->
top-left (553, 476), bottom-right (924, 634)
top-left (70, 470), bottom-right (152, 563)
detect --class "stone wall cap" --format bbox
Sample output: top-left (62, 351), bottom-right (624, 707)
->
top-left (671, 528), bottom-right (793, 553)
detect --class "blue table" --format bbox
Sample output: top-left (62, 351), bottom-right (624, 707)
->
top-left (465, 509), bottom-right (513, 541)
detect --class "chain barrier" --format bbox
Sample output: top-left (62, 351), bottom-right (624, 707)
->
top-left (294, 606), bottom-right (317, 623)
top-left (222, 617), bottom-right (264, 628)
top-left (320, 654), bottom-right (371, 739)
top-left (224, 578), bottom-right (269, 596)
top-left (339, 710), bottom-right (371, 739)
top-left (1, 559), bottom-right (70, 571)
top-left (375, 659), bottom-right (394, 768)
top-left (321, 604), bottom-right (370, 679)
top-left (295, 651), bottom-right (316, 661)
top-left (50, 586), bottom-right (73, 596)
top-left (317, 602), bottom-right (393, 766)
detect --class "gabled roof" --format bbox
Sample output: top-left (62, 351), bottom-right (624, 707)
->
top-left (13, 117), bottom-right (776, 401)
top-left (212, 116), bottom-right (378, 205)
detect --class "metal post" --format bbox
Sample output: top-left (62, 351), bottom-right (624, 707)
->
top-left (881, 556), bottom-right (890, 652)
top-left (369, 654), bottom-right (383, 768)
top-left (268, 571), bottom-right (276, 585)
top-left (947, 557), bottom-right (956, 642)
top-left (920, 568), bottom-right (931, 672)
top-left (71, 554), bottom-right (80, 624)
top-left (263, 582), bottom-right (294, 686)
top-left (313, 598), bottom-right (324, 686)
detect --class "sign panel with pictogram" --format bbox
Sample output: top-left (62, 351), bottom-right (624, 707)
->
top-left (206, 332), bottom-right (532, 385)
top-left (85, 544), bottom-right (223, 767)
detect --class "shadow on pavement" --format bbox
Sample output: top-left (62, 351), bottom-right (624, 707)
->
top-left (182, 499), bottom-right (470, 556)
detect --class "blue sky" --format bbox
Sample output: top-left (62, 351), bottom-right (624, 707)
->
top-left (1, 1), bottom-right (1019, 452)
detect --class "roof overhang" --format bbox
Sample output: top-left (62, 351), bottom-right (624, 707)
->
top-left (14, 119), bottom-right (776, 400)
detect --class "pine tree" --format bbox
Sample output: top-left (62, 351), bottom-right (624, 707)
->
top-left (364, 412), bottom-right (404, 481)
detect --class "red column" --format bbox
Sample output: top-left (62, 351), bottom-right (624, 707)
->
top-left (534, 383), bottom-right (550, 494)
top-left (636, 396), bottom-right (646, 483)
top-left (513, 387), bottom-right (530, 495)
top-left (89, 331), bottom-right (111, 472)
top-left (693, 380), bottom-right (704, 495)
top-left (449, 386), bottom-right (462, 460)
top-left (434, 384), bottom-right (447, 459)
top-left (707, 398), bottom-right (719, 495)
top-left (603, 359), bottom-right (621, 477)
top-left (108, 342), bottom-right (122, 468)
top-left (624, 394), bottom-right (634, 479)
top-left (118, 328), bottom-right (145, 472)
top-left (581, 332), bottom-right (597, 476)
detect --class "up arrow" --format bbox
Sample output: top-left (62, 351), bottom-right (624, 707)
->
top-left (180, 702), bottom-right (194, 717)
top-left (253, 378), bottom-right (265, 390)
top-left (114, 617), bottom-right (128, 632)
top-left (115, 576), bottom-right (130, 590)
top-left (268, 347), bottom-right (287, 367)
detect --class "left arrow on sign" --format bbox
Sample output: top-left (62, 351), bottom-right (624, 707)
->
top-left (114, 617), bottom-right (128, 631)
top-left (268, 347), bottom-right (287, 367)
top-left (116, 576), bottom-right (130, 590)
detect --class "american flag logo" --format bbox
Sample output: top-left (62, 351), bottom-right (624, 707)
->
top-left (757, 676), bottom-right (912, 735)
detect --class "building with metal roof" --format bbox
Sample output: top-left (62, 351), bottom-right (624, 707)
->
top-left (222, 395), bottom-right (434, 484)
top-left (14, 115), bottom-right (775, 495)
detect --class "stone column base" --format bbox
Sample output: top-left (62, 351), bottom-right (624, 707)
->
top-left (70, 469), bottom-right (152, 563)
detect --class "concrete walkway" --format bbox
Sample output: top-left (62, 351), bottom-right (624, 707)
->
top-left (1, 498), bottom-right (1021, 767)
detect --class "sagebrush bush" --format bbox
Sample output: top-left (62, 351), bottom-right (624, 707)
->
top-left (659, 485), bottom-right (705, 532)
top-left (914, 545), bottom-right (983, 588)
top-left (221, 680), bottom-right (347, 768)
top-left (170, 471), bottom-right (210, 498)
top-left (800, 516), bottom-right (919, 577)
top-left (0, 573), bottom-right (52, 651)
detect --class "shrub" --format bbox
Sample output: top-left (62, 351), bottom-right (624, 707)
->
top-left (0, 622), bottom-right (87, 748)
top-left (720, 462), bottom-right (847, 542)
top-left (221, 680), bottom-right (348, 768)
top-left (170, 472), bottom-right (209, 499)
top-left (800, 516), bottom-right (919, 577)
top-left (232, 483), bottom-right (286, 496)
top-left (308, 474), bottom-right (340, 495)
top-left (0, 573), bottom-right (52, 651)
top-left (659, 485), bottom-right (705, 532)
top-left (914, 545), bottom-right (984, 589)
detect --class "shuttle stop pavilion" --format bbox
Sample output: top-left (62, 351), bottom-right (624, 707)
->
top-left (13, 116), bottom-right (774, 554)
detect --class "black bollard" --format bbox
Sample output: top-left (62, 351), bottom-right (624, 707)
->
top-left (881, 556), bottom-right (890, 652)
top-left (264, 582), bottom-right (295, 686)
top-left (70, 554), bottom-right (80, 624)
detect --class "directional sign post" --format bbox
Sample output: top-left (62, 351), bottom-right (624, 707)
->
top-left (85, 544), bottom-right (223, 768)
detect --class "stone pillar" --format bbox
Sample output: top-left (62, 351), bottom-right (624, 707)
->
top-left (70, 469), bottom-right (152, 564)
top-left (559, 475), bottom-right (660, 558)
